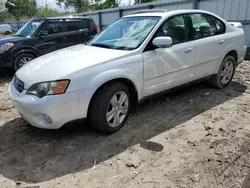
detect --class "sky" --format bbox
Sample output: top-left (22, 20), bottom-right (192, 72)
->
top-left (36, 0), bottom-right (67, 12)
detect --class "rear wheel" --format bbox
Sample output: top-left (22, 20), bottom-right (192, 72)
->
top-left (209, 55), bottom-right (236, 89)
top-left (5, 31), bottom-right (11, 35)
top-left (14, 53), bottom-right (35, 71)
top-left (89, 82), bottom-right (131, 134)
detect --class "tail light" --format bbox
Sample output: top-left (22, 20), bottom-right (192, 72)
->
top-left (93, 22), bottom-right (98, 34)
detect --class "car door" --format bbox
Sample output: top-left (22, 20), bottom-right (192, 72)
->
top-left (189, 13), bottom-right (227, 79)
top-left (35, 20), bottom-right (67, 55)
top-left (63, 19), bottom-right (95, 46)
top-left (143, 15), bottom-right (195, 97)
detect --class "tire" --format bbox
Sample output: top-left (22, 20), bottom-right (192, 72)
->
top-left (5, 31), bottom-right (11, 35)
top-left (14, 53), bottom-right (35, 71)
top-left (209, 55), bottom-right (236, 89)
top-left (89, 82), bottom-right (131, 134)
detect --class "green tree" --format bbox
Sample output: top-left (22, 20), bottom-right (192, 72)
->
top-left (37, 5), bottom-right (58, 17)
top-left (56, 0), bottom-right (90, 13)
top-left (37, 5), bottom-right (73, 17)
top-left (135, 0), bottom-right (157, 4)
top-left (5, 0), bottom-right (37, 20)
top-left (89, 0), bottom-right (118, 10)
top-left (56, 0), bottom-right (119, 12)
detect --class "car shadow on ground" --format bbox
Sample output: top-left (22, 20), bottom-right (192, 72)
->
top-left (0, 69), bottom-right (14, 85)
top-left (0, 81), bottom-right (247, 183)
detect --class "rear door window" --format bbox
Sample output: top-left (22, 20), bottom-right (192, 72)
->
top-left (190, 14), bottom-right (225, 39)
top-left (64, 20), bottom-right (90, 32)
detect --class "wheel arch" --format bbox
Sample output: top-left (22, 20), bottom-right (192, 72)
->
top-left (225, 50), bottom-right (238, 63)
top-left (87, 77), bottom-right (139, 118)
top-left (216, 48), bottom-right (239, 73)
top-left (12, 48), bottom-right (39, 68)
top-left (14, 50), bottom-right (38, 59)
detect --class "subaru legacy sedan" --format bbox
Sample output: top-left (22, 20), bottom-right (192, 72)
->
top-left (9, 10), bottom-right (246, 133)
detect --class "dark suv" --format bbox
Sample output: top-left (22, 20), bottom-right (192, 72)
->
top-left (0, 16), bottom-right (98, 71)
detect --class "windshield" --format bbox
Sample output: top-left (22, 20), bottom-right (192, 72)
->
top-left (90, 16), bottom-right (160, 50)
top-left (16, 19), bottom-right (44, 37)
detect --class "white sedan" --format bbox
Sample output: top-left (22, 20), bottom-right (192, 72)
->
top-left (9, 9), bottom-right (246, 133)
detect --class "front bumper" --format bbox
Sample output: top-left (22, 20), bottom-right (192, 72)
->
top-left (0, 52), bottom-right (13, 69)
top-left (8, 80), bottom-right (88, 129)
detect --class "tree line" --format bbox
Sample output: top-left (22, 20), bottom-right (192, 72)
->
top-left (1, 0), bottom-right (156, 21)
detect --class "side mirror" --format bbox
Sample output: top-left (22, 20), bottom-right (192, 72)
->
top-left (152, 36), bottom-right (173, 48)
top-left (39, 30), bottom-right (48, 38)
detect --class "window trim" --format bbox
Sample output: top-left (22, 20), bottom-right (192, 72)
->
top-left (143, 12), bottom-right (227, 52)
top-left (188, 13), bottom-right (226, 40)
top-left (64, 19), bottom-right (91, 32)
top-left (39, 20), bottom-right (66, 36)
top-left (144, 14), bottom-right (193, 52)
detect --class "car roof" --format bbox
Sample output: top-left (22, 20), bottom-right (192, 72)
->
top-left (0, 24), bottom-right (11, 26)
top-left (34, 15), bottom-right (92, 20)
top-left (124, 9), bottom-right (220, 19)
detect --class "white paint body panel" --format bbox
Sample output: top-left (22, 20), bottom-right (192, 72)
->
top-left (9, 10), bottom-right (246, 129)
top-left (143, 41), bottom-right (195, 96)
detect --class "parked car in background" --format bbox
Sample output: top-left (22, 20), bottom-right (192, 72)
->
top-left (9, 10), bottom-right (246, 134)
top-left (0, 24), bottom-right (13, 35)
top-left (0, 16), bottom-right (98, 71)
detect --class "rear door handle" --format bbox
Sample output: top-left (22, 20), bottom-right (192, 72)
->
top-left (185, 48), bottom-right (192, 53)
top-left (218, 40), bottom-right (224, 44)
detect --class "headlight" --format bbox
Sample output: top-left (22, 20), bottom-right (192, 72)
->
top-left (0, 43), bottom-right (14, 54)
top-left (27, 80), bottom-right (70, 98)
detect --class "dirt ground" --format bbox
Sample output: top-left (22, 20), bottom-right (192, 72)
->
top-left (0, 61), bottom-right (250, 188)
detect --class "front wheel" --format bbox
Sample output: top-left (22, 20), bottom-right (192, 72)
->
top-left (89, 82), bottom-right (131, 134)
top-left (14, 53), bottom-right (35, 71)
top-left (209, 55), bottom-right (236, 89)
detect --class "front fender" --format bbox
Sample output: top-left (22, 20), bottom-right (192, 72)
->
top-left (87, 69), bottom-right (139, 97)
top-left (12, 45), bottom-right (39, 59)
top-left (74, 69), bottom-right (141, 119)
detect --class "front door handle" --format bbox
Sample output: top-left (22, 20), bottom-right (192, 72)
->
top-left (61, 37), bottom-right (67, 40)
top-left (185, 48), bottom-right (192, 53)
top-left (218, 40), bottom-right (225, 44)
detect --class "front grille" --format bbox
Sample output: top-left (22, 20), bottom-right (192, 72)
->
top-left (14, 75), bottom-right (24, 93)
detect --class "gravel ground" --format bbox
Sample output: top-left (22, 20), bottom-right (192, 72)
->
top-left (0, 61), bottom-right (250, 188)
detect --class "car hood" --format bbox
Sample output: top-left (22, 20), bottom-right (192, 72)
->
top-left (16, 44), bottom-right (132, 88)
top-left (0, 36), bottom-right (23, 44)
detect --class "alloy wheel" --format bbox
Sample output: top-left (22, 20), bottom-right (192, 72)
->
top-left (220, 60), bottom-right (234, 85)
top-left (106, 91), bottom-right (129, 128)
top-left (19, 57), bottom-right (32, 67)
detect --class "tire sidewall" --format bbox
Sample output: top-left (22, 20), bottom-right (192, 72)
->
top-left (90, 83), bottom-right (131, 134)
top-left (14, 53), bottom-right (35, 71)
top-left (216, 56), bottom-right (236, 88)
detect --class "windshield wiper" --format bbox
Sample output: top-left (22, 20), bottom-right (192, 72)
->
top-left (91, 43), bottom-right (113, 49)
top-left (114, 46), bottom-right (133, 50)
